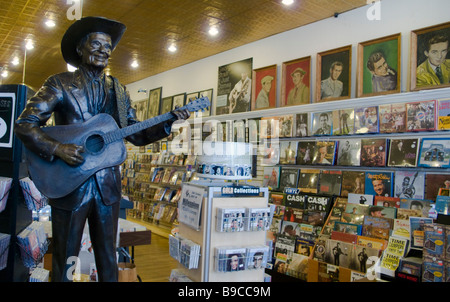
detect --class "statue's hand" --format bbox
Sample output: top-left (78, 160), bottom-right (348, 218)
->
top-left (54, 143), bottom-right (85, 166)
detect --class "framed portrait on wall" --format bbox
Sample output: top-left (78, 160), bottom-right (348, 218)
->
top-left (172, 93), bottom-right (186, 110)
top-left (198, 88), bottom-right (212, 117)
top-left (132, 98), bottom-right (148, 121)
top-left (186, 92), bottom-right (199, 119)
top-left (186, 92), bottom-right (199, 103)
top-left (160, 96), bottom-right (173, 115)
top-left (410, 21), bottom-right (450, 91)
top-left (216, 58), bottom-right (253, 115)
top-left (148, 87), bottom-right (162, 118)
top-left (280, 56), bottom-right (311, 107)
top-left (251, 64), bottom-right (277, 110)
top-left (357, 33), bottom-right (401, 98)
top-left (316, 45), bottom-right (352, 102)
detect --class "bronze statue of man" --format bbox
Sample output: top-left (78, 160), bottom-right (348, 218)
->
top-left (14, 16), bottom-right (190, 281)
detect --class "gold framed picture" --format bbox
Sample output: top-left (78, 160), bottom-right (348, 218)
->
top-left (316, 45), bottom-right (352, 102)
top-left (280, 56), bottom-right (311, 107)
top-left (410, 21), bottom-right (450, 91)
top-left (251, 64), bottom-right (277, 110)
top-left (357, 33), bottom-right (401, 98)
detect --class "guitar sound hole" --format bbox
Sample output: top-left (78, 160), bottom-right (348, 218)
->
top-left (85, 134), bottom-right (105, 153)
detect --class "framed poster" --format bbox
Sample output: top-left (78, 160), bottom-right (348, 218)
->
top-left (198, 88), bottom-right (212, 117)
top-left (251, 64), bottom-right (277, 110)
top-left (316, 45), bottom-right (352, 102)
top-left (172, 93), bottom-right (186, 110)
top-left (186, 92), bottom-right (199, 120)
top-left (186, 92), bottom-right (199, 103)
top-left (160, 96), bottom-right (173, 114)
top-left (281, 56), bottom-right (311, 107)
top-left (357, 33), bottom-right (401, 97)
top-left (0, 92), bottom-right (16, 148)
top-left (132, 98), bottom-right (148, 121)
top-left (411, 21), bottom-right (450, 91)
top-left (148, 87), bottom-right (162, 118)
top-left (216, 58), bottom-right (253, 115)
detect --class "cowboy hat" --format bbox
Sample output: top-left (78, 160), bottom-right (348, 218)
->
top-left (61, 16), bottom-right (126, 67)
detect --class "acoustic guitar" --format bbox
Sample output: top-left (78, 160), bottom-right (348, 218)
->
top-left (25, 96), bottom-right (210, 199)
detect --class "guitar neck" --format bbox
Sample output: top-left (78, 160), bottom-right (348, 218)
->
top-left (103, 96), bottom-right (210, 144)
top-left (105, 111), bottom-right (175, 143)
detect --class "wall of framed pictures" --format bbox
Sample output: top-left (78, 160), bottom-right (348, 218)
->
top-left (127, 0), bottom-right (449, 112)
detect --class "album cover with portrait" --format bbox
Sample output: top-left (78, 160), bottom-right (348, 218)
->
top-left (341, 170), bottom-right (365, 197)
top-left (263, 166), bottom-right (280, 189)
top-left (394, 170), bottom-right (425, 199)
top-left (294, 113), bottom-right (309, 137)
top-left (337, 138), bottom-right (361, 166)
top-left (279, 141), bottom-right (298, 165)
top-left (312, 140), bottom-right (337, 165)
top-left (312, 111), bottom-right (333, 136)
top-left (279, 114), bottom-right (294, 137)
top-left (387, 138), bottom-right (419, 167)
top-left (332, 108), bottom-right (355, 135)
top-left (296, 141), bottom-right (316, 165)
top-left (364, 171), bottom-right (393, 197)
top-left (354, 106), bottom-right (379, 134)
top-left (279, 167), bottom-right (300, 191)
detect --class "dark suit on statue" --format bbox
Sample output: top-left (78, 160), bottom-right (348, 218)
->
top-left (15, 67), bottom-right (172, 281)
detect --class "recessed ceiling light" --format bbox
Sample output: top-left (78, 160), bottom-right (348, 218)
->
top-left (12, 56), bottom-right (19, 65)
top-left (282, 0), bottom-right (294, 5)
top-left (131, 60), bottom-right (139, 68)
top-left (208, 26), bottom-right (219, 36)
top-left (45, 19), bottom-right (56, 28)
top-left (1, 70), bottom-right (8, 78)
top-left (168, 44), bottom-right (177, 52)
top-left (25, 39), bottom-right (34, 50)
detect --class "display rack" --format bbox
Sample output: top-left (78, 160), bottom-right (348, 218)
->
top-left (0, 84), bottom-right (34, 281)
top-left (175, 181), bottom-right (270, 282)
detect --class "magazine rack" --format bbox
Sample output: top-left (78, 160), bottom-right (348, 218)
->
top-left (19, 180), bottom-right (48, 212)
top-left (175, 180), bottom-right (270, 282)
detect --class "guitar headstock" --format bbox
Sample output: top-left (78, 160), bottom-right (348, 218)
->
top-left (184, 96), bottom-right (211, 113)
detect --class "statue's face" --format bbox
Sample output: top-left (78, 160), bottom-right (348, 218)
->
top-left (77, 32), bottom-right (112, 69)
